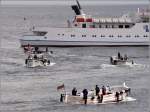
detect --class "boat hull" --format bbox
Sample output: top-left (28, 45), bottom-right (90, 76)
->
top-left (64, 93), bottom-right (136, 104)
top-left (25, 59), bottom-right (50, 68)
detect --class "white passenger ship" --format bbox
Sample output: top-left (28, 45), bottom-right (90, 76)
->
top-left (20, 0), bottom-right (150, 47)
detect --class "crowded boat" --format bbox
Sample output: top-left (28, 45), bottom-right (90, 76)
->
top-left (25, 53), bottom-right (51, 68)
top-left (57, 83), bottom-right (136, 105)
top-left (24, 44), bottom-right (55, 68)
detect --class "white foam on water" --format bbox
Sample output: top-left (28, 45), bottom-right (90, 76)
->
top-left (100, 63), bottom-right (147, 69)
top-left (123, 97), bottom-right (136, 102)
top-left (1, 57), bottom-right (24, 65)
top-left (49, 62), bottom-right (56, 66)
top-left (125, 63), bottom-right (149, 69)
top-left (67, 54), bottom-right (77, 57)
top-left (100, 64), bottom-right (117, 68)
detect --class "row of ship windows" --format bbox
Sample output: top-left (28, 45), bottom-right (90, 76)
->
top-left (86, 24), bottom-right (131, 29)
top-left (57, 34), bottom-right (148, 38)
top-left (80, 23), bottom-right (133, 28)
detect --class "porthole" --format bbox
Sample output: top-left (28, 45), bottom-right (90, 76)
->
top-left (71, 34), bottom-right (75, 37)
top-left (126, 35), bottom-right (131, 38)
top-left (82, 35), bottom-right (86, 37)
top-left (92, 35), bottom-right (96, 37)
top-left (118, 35), bottom-right (122, 37)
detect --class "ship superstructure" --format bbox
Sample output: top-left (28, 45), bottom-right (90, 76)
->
top-left (20, 0), bottom-right (150, 47)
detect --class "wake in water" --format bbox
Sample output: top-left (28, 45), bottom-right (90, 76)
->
top-left (100, 63), bottom-right (147, 69)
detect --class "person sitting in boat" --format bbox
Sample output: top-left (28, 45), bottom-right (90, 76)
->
top-left (34, 55), bottom-right (38, 60)
top-left (72, 87), bottom-right (77, 96)
top-left (125, 88), bottom-right (131, 96)
top-left (28, 55), bottom-right (32, 59)
top-left (34, 47), bottom-right (39, 53)
top-left (102, 85), bottom-right (106, 95)
top-left (43, 58), bottom-right (48, 65)
top-left (95, 85), bottom-right (100, 96)
top-left (82, 89), bottom-right (88, 104)
top-left (124, 54), bottom-right (128, 60)
top-left (120, 55), bottom-right (124, 60)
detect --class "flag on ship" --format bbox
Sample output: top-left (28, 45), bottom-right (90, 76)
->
top-left (24, 44), bottom-right (33, 53)
top-left (57, 84), bottom-right (65, 90)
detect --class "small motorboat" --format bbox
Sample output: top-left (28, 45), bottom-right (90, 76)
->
top-left (25, 53), bottom-right (50, 68)
top-left (110, 52), bottom-right (134, 65)
top-left (58, 83), bottom-right (136, 105)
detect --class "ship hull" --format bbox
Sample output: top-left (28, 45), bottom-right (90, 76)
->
top-left (20, 23), bottom-right (149, 47)
top-left (20, 40), bottom-right (149, 47)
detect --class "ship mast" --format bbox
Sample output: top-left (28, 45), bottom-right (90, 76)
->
top-left (76, 0), bottom-right (84, 15)
top-left (71, 0), bottom-right (85, 15)
top-left (149, 0), bottom-right (150, 62)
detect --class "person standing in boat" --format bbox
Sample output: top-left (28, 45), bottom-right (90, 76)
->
top-left (95, 85), bottom-right (100, 96)
top-left (118, 52), bottom-right (121, 59)
top-left (82, 89), bottom-right (88, 104)
top-left (97, 94), bottom-right (103, 103)
top-left (106, 85), bottom-right (111, 94)
top-left (72, 87), bottom-right (77, 96)
top-left (132, 60), bottom-right (134, 64)
top-left (115, 92), bottom-right (120, 102)
top-left (120, 91), bottom-right (124, 100)
top-left (102, 85), bottom-right (106, 95)
top-left (60, 94), bottom-right (63, 102)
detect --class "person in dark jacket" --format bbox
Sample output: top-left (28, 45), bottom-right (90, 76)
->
top-left (72, 87), bottom-right (77, 96)
top-left (102, 86), bottom-right (106, 95)
top-left (115, 92), bottom-right (120, 102)
top-left (97, 94), bottom-right (103, 103)
top-left (82, 89), bottom-right (88, 104)
top-left (60, 94), bottom-right (64, 102)
top-left (95, 85), bottom-right (100, 96)
top-left (118, 52), bottom-right (121, 59)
